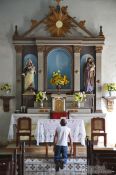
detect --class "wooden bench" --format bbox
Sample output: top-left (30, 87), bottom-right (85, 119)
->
top-left (86, 138), bottom-right (116, 174)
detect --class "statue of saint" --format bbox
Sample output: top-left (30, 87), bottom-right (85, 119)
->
top-left (22, 59), bottom-right (36, 94)
top-left (84, 57), bottom-right (95, 93)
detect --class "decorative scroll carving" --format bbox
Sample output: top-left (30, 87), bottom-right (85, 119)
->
top-left (96, 46), bottom-right (103, 53)
top-left (14, 45), bottom-right (23, 53)
top-left (31, 19), bottom-right (38, 27)
top-left (74, 46), bottom-right (81, 53)
top-left (78, 20), bottom-right (86, 28)
top-left (37, 46), bottom-right (45, 52)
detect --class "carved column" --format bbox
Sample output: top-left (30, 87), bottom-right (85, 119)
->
top-left (15, 45), bottom-right (23, 109)
top-left (74, 46), bottom-right (81, 91)
top-left (37, 46), bottom-right (45, 91)
top-left (96, 46), bottom-right (103, 111)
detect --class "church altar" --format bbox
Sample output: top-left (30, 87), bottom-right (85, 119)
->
top-left (8, 112), bottom-right (106, 142)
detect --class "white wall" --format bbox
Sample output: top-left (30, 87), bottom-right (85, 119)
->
top-left (0, 0), bottom-right (116, 144)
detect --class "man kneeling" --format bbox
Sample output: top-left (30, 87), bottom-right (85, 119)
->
top-left (54, 119), bottom-right (73, 172)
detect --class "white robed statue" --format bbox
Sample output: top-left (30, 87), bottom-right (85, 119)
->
top-left (22, 59), bottom-right (36, 94)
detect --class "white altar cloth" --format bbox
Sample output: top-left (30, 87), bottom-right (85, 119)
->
top-left (34, 119), bottom-right (86, 146)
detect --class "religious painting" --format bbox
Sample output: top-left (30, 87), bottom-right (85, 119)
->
top-left (22, 53), bottom-right (38, 94)
top-left (45, 48), bottom-right (73, 93)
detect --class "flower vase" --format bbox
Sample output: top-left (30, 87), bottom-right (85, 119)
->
top-left (109, 91), bottom-right (111, 97)
top-left (40, 101), bottom-right (43, 108)
top-left (1, 90), bottom-right (10, 96)
top-left (56, 85), bottom-right (61, 94)
top-left (77, 102), bottom-right (81, 108)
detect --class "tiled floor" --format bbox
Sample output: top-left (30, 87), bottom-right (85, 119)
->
top-left (3, 143), bottom-right (87, 174)
top-left (24, 157), bottom-right (87, 175)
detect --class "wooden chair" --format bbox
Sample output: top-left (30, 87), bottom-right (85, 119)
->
top-left (91, 117), bottom-right (107, 146)
top-left (16, 117), bottom-right (31, 146)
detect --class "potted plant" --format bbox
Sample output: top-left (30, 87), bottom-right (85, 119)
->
top-left (0, 83), bottom-right (11, 95)
top-left (103, 83), bottom-right (116, 96)
top-left (35, 91), bottom-right (48, 108)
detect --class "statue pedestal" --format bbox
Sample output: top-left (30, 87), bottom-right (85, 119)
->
top-left (0, 96), bottom-right (15, 112)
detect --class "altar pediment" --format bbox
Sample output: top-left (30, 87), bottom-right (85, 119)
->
top-left (13, 1), bottom-right (105, 41)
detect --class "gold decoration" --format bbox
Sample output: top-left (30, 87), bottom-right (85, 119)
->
top-left (78, 20), bottom-right (86, 28)
top-left (96, 46), bottom-right (103, 53)
top-left (44, 5), bottom-right (75, 37)
top-left (37, 46), bottom-right (45, 52)
top-left (74, 46), bottom-right (81, 53)
top-left (31, 20), bottom-right (38, 27)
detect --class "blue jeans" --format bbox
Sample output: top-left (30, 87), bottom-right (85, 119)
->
top-left (54, 145), bottom-right (68, 164)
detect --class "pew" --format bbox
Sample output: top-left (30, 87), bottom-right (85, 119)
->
top-left (0, 149), bottom-right (17, 175)
top-left (86, 138), bottom-right (116, 174)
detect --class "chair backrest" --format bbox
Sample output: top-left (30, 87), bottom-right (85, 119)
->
top-left (91, 117), bottom-right (105, 132)
top-left (17, 117), bottom-right (31, 132)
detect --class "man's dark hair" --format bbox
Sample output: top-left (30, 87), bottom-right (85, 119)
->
top-left (60, 119), bottom-right (67, 126)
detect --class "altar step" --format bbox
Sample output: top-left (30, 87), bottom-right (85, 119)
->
top-left (2, 143), bottom-right (87, 158)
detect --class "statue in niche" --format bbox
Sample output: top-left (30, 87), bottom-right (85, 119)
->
top-left (84, 57), bottom-right (95, 93)
top-left (22, 59), bottom-right (36, 95)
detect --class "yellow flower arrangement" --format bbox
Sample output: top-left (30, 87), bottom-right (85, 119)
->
top-left (103, 83), bottom-right (116, 92)
top-left (50, 70), bottom-right (69, 86)
top-left (74, 92), bottom-right (86, 102)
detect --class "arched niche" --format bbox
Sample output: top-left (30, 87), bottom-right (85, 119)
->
top-left (45, 47), bottom-right (73, 93)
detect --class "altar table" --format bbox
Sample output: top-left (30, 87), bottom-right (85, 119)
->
top-left (34, 119), bottom-right (86, 157)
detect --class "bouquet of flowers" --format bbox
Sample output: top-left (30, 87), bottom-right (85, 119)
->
top-left (50, 70), bottom-right (69, 86)
top-left (36, 91), bottom-right (48, 102)
top-left (103, 83), bottom-right (116, 92)
top-left (74, 92), bottom-right (86, 102)
top-left (0, 83), bottom-right (11, 92)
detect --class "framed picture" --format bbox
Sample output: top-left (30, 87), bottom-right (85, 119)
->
top-left (45, 47), bottom-right (73, 93)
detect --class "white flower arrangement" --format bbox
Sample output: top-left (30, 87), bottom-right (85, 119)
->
top-left (74, 92), bottom-right (86, 102)
top-left (103, 83), bottom-right (116, 92)
top-left (36, 91), bottom-right (48, 102)
top-left (0, 83), bottom-right (11, 92)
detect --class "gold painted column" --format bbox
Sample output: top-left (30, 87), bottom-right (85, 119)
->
top-left (74, 46), bottom-right (81, 91)
top-left (37, 46), bottom-right (44, 91)
top-left (96, 46), bottom-right (103, 111)
top-left (15, 45), bottom-right (23, 109)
